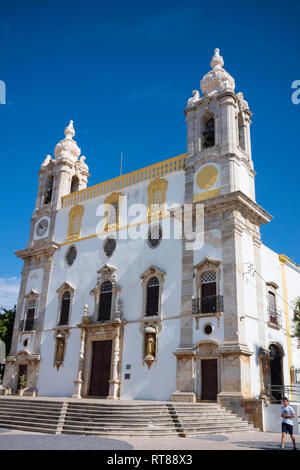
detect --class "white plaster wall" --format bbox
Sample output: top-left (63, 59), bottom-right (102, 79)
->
top-left (120, 320), bottom-right (179, 401)
top-left (25, 268), bottom-right (44, 301)
top-left (192, 315), bottom-right (224, 347)
top-left (239, 163), bottom-right (250, 197)
top-left (263, 403), bottom-right (300, 434)
top-left (261, 245), bottom-right (300, 381)
top-left (285, 263), bottom-right (300, 369)
top-left (37, 328), bottom-right (80, 397)
top-left (193, 229), bottom-right (222, 270)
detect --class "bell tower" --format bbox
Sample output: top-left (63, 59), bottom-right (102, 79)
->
top-left (185, 48), bottom-right (255, 202)
top-left (28, 120), bottom-right (90, 247)
top-left (174, 49), bottom-right (272, 404)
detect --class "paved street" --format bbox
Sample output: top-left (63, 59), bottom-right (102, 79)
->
top-left (0, 428), bottom-right (298, 450)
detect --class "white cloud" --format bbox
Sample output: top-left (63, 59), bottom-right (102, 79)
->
top-left (0, 277), bottom-right (20, 310)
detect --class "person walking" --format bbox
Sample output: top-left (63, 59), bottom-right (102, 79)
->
top-left (280, 397), bottom-right (297, 450)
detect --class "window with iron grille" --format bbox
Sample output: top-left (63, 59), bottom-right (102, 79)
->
top-left (98, 281), bottom-right (112, 321)
top-left (148, 224), bottom-right (162, 249)
top-left (65, 246), bottom-right (77, 266)
top-left (201, 271), bottom-right (217, 313)
top-left (59, 291), bottom-right (71, 325)
top-left (268, 291), bottom-right (277, 323)
top-left (103, 237), bottom-right (117, 258)
top-left (146, 277), bottom-right (159, 316)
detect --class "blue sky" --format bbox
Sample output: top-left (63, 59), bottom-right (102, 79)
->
top-left (0, 0), bottom-right (299, 307)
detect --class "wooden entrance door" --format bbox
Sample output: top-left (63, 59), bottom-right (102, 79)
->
top-left (89, 340), bottom-right (112, 397)
top-left (201, 359), bottom-right (218, 400)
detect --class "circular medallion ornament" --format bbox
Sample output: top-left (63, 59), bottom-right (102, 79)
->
top-left (196, 165), bottom-right (218, 190)
top-left (36, 218), bottom-right (49, 237)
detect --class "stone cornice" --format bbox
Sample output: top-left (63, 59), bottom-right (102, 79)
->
top-left (15, 241), bottom-right (60, 260)
top-left (201, 191), bottom-right (272, 227)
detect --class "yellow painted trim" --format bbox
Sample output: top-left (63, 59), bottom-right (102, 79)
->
top-left (61, 153), bottom-right (187, 208)
top-left (59, 213), bottom-right (172, 247)
top-left (196, 165), bottom-right (219, 190)
top-left (279, 254), bottom-right (293, 388)
top-left (193, 188), bottom-right (220, 203)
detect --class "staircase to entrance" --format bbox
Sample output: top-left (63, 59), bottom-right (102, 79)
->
top-left (0, 397), bottom-right (257, 437)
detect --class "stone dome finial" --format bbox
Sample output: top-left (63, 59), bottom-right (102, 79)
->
top-left (64, 120), bottom-right (75, 140)
top-left (54, 120), bottom-right (81, 161)
top-left (210, 48), bottom-right (224, 69)
top-left (200, 48), bottom-right (235, 95)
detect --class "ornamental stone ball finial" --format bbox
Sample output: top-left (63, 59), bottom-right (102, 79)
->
top-left (64, 120), bottom-right (75, 140)
top-left (54, 119), bottom-right (81, 160)
top-left (210, 48), bottom-right (224, 69)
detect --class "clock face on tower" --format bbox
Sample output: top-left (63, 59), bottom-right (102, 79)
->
top-left (36, 218), bottom-right (49, 237)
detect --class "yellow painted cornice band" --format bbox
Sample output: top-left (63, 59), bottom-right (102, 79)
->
top-left (279, 254), bottom-right (290, 264)
top-left (279, 256), bottom-right (293, 387)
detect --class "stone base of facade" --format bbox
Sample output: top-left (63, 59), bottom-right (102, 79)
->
top-left (23, 387), bottom-right (37, 397)
top-left (218, 395), bottom-right (264, 430)
top-left (171, 391), bottom-right (196, 403)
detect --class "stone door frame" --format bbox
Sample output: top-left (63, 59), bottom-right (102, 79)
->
top-left (195, 341), bottom-right (220, 401)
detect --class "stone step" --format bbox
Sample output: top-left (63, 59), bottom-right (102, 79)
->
top-left (0, 423), bottom-right (57, 434)
top-left (0, 409), bottom-right (61, 416)
top-left (67, 404), bottom-right (172, 411)
top-left (63, 423), bottom-right (178, 433)
top-left (0, 399), bottom-right (63, 407)
top-left (62, 425), bottom-right (180, 436)
top-left (62, 429), bottom-right (180, 437)
top-left (0, 417), bottom-right (58, 430)
top-left (178, 417), bottom-right (246, 425)
top-left (65, 415), bottom-right (175, 424)
top-left (66, 409), bottom-right (174, 417)
top-left (0, 402), bottom-right (62, 411)
top-left (0, 412), bottom-right (60, 424)
top-left (182, 427), bottom-right (256, 437)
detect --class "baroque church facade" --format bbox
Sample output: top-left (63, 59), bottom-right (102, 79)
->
top-left (1, 49), bottom-right (300, 411)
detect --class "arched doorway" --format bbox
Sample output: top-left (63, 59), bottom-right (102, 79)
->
top-left (269, 344), bottom-right (283, 401)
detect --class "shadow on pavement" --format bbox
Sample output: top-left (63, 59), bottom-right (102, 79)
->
top-left (0, 430), bottom-right (134, 450)
top-left (192, 435), bottom-right (229, 441)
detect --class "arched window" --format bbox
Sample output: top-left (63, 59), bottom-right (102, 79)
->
top-left (146, 277), bottom-right (159, 316)
top-left (104, 192), bottom-right (123, 232)
top-left (70, 175), bottom-right (80, 194)
top-left (25, 300), bottom-right (36, 331)
top-left (147, 178), bottom-right (168, 220)
top-left (268, 291), bottom-right (277, 324)
top-left (44, 175), bottom-right (54, 205)
top-left (98, 281), bottom-right (112, 321)
top-left (202, 117), bottom-right (215, 148)
top-left (59, 291), bottom-right (71, 325)
top-left (67, 204), bottom-right (84, 241)
top-left (238, 113), bottom-right (245, 150)
top-left (201, 271), bottom-right (217, 313)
